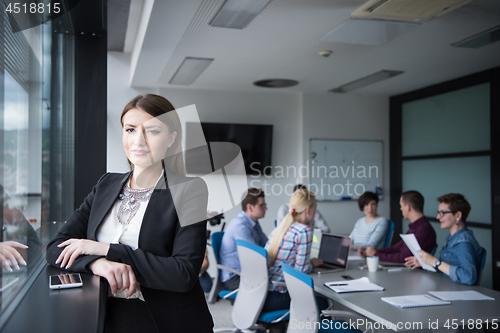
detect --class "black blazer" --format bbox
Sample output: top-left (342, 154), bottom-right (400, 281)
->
top-left (46, 172), bottom-right (214, 333)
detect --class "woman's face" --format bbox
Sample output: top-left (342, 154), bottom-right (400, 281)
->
top-left (122, 108), bottom-right (176, 170)
top-left (363, 200), bottom-right (378, 217)
top-left (437, 202), bottom-right (457, 230)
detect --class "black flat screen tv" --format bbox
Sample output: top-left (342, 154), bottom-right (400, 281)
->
top-left (185, 122), bottom-right (273, 176)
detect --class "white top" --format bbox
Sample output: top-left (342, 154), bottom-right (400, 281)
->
top-left (349, 216), bottom-right (389, 249)
top-left (276, 203), bottom-right (330, 233)
top-left (96, 173), bottom-right (162, 300)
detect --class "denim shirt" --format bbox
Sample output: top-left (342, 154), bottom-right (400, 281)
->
top-left (439, 227), bottom-right (483, 285)
top-left (219, 211), bottom-right (268, 282)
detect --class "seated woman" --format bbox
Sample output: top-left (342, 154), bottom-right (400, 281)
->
top-left (349, 191), bottom-right (389, 253)
top-left (405, 193), bottom-right (484, 285)
top-left (263, 189), bottom-right (325, 312)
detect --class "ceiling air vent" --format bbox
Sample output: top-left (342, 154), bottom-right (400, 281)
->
top-left (351, 0), bottom-right (476, 22)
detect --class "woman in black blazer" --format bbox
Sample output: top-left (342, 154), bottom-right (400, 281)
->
top-left (46, 94), bottom-right (214, 333)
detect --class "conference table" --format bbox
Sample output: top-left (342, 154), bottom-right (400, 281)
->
top-left (311, 259), bottom-right (500, 331)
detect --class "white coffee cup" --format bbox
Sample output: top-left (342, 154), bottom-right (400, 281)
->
top-left (366, 256), bottom-right (379, 272)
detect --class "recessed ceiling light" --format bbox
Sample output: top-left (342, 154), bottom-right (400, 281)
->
top-left (253, 79), bottom-right (299, 88)
top-left (452, 25), bottom-right (500, 48)
top-left (321, 18), bottom-right (419, 46)
top-left (169, 57), bottom-right (213, 85)
top-left (210, 0), bottom-right (272, 30)
top-left (329, 70), bottom-right (404, 93)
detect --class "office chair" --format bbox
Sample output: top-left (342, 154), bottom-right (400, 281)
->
top-left (207, 231), bottom-right (239, 304)
top-left (215, 240), bottom-right (289, 333)
top-left (476, 247), bottom-right (487, 286)
top-left (384, 220), bottom-right (395, 248)
top-left (281, 263), bottom-right (372, 333)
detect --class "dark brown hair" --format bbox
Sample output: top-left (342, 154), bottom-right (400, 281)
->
top-left (358, 191), bottom-right (379, 211)
top-left (121, 94), bottom-right (185, 176)
top-left (401, 190), bottom-right (424, 213)
top-left (241, 188), bottom-right (265, 212)
top-left (437, 193), bottom-right (471, 222)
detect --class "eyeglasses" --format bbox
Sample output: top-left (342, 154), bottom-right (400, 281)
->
top-left (257, 203), bottom-right (267, 208)
top-left (437, 210), bottom-right (455, 217)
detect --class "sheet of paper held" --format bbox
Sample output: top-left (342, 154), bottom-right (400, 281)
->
top-left (400, 234), bottom-right (436, 272)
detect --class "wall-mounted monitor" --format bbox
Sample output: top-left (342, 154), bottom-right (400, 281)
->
top-left (185, 122), bottom-right (273, 176)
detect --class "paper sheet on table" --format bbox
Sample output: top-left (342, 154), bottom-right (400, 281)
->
top-left (324, 277), bottom-right (384, 293)
top-left (429, 291), bottom-right (495, 301)
top-left (400, 234), bottom-right (436, 272)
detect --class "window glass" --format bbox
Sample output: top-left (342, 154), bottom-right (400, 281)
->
top-left (402, 83), bottom-right (490, 157)
top-left (402, 156), bottom-right (491, 224)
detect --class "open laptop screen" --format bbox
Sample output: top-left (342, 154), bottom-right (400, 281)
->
top-left (318, 234), bottom-right (351, 268)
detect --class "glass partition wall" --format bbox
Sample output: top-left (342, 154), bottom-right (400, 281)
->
top-left (390, 69), bottom-right (500, 290)
top-left (0, 6), bottom-right (74, 322)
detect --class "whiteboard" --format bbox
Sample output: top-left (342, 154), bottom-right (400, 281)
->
top-left (309, 139), bottom-right (383, 201)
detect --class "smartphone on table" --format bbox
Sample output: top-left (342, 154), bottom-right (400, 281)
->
top-left (49, 273), bottom-right (83, 289)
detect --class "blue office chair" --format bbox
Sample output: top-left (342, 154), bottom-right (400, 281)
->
top-left (214, 240), bottom-right (289, 332)
top-left (384, 220), bottom-right (395, 248)
top-left (476, 247), bottom-right (487, 286)
top-left (207, 231), bottom-right (239, 304)
top-left (281, 263), bottom-right (370, 333)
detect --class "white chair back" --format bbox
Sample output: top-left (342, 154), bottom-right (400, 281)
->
top-left (231, 240), bottom-right (269, 329)
top-left (282, 263), bottom-right (319, 333)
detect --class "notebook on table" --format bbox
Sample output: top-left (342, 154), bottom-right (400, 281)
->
top-left (313, 234), bottom-right (351, 274)
top-left (382, 295), bottom-right (450, 308)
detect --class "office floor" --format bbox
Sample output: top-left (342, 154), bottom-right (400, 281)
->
top-left (206, 296), bottom-right (234, 329)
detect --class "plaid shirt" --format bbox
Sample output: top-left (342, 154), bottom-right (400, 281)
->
top-left (265, 222), bottom-right (313, 293)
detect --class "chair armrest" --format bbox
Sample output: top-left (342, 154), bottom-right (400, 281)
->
top-left (216, 264), bottom-right (241, 276)
top-left (271, 310), bottom-right (290, 323)
top-left (271, 281), bottom-right (286, 287)
top-left (222, 288), bottom-right (238, 299)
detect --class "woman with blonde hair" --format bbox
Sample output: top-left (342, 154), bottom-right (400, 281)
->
top-left (263, 188), bottom-right (325, 312)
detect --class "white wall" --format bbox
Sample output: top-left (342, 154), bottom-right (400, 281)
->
top-left (107, 53), bottom-right (390, 237)
top-left (107, 52), bottom-right (159, 173)
top-left (302, 93), bottom-right (390, 236)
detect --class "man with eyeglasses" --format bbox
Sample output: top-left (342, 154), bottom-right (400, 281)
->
top-left (219, 188), bottom-right (269, 290)
top-left (360, 190), bottom-right (436, 263)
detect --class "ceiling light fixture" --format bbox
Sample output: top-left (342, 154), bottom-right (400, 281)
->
top-left (329, 70), bottom-right (404, 93)
top-left (452, 25), bottom-right (500, 48)
top-left (253, 79), bottom-right (299, 88)
top-left (210, 0), bottom-right (272, 30)
top-left (169, 57), bottom-right (213, 85)
top-left (321, 18), bottom-right (419, 46)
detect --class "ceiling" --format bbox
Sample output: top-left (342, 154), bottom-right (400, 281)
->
top-left (109, 0), bottom-right (500, 96)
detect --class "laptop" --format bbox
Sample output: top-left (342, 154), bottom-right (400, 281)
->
top-left (313, 234), bottom-right (351, 274)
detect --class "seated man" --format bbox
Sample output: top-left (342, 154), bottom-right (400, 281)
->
top-left (276, 184), bottom-right (330, 233)
top-left (360, 190), bottom-right (436, 263)
top-left (219, 188), bottom-right (268, 290)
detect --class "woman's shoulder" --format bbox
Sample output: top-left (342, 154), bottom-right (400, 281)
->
top-left (374, 216), bottom-right (389, 224)
top-left (453, 228), bottom-right (479, 245)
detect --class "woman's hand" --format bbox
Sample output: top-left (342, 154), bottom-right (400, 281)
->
top-left (56, 239), bottom-right (110, 269)
top-left (357, 246), bottom-right (365, 256)
top-left (365, 246), bottom-right (377, 257)
top-left (417, 250), bottom-right (436, 267)
top-left (310, 258), bottom-right (324, 267)
top-left (0, 241), bottom-right (28, 271)
top-left (89, 258), bottom-right (137, 298)
top-left (404, 256), bottom-right (421, 269)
